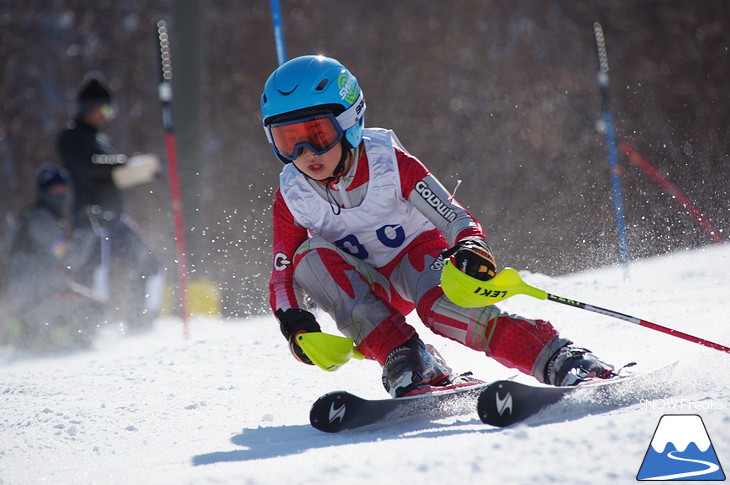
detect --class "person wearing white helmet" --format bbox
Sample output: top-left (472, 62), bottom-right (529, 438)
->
top-left (261, 55), bottom-right (615, 397)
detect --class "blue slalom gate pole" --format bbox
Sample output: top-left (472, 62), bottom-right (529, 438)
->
top-left (270, 0), bottom-right (287, 66)
top-left (593, 22), bottom-right (630, 280)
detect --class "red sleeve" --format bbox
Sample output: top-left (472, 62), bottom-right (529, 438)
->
top-left (396, 146), bottom-right (429, 198)
top-left (269, 189), bottom-right (308, 313)
top-left (395, 147), bottom-right (485, 242)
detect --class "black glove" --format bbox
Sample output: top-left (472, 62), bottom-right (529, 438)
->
top-left (275, 308), bottom-right (322, 365)
top-left (442, 236), bottom-right (497, 281)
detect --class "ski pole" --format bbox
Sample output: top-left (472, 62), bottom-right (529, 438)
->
top-left (544, 292), bottom-right (730, 354)
top-left (156, 20), bottom-right (190, 339)
top-left (441, 262), bottom-right (730, 354)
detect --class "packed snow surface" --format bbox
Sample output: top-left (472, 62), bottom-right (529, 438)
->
top-left (1, 244), bottom-right (729, 484)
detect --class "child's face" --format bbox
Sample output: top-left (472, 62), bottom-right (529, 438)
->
top-left (292, 142), bottom-right (344, 181)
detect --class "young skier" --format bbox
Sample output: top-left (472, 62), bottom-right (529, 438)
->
top-left (262, 55), bottom-right (615, 397)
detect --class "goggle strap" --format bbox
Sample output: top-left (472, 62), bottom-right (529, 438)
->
top-left (336, 91), bottom-right (365, 132)
top-left (264, 125), bottom-right (274, 144)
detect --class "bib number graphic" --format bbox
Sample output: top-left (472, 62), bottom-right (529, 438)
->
top-left (376, 224), bottom-right (406, 248)
top-left (335, 234), bottom-right (368, 259)
top-left (335, 224), bottom-right (406, 259)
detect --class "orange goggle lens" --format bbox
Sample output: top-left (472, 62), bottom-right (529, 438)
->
top-left (269, 114), bottom-right (343, 160)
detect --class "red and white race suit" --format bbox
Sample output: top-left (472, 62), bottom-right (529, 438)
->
top-left (269, 128), bottom-right (567, 380)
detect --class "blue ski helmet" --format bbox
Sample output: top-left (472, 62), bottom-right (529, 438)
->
top-left (261, 55), bottom-right (366, 164)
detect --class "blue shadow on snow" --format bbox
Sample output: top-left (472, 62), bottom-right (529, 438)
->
top-left (191, 418), bottom-right (494, 466)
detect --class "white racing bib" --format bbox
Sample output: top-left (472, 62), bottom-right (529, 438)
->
top-left (280, 128), bottom-right (434, 267)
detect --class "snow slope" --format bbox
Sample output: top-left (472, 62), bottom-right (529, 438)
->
top-left (1, 244), bottom-right (729, 485)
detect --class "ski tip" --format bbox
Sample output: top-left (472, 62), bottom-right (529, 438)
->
top-left (309, 391), bottom-right (367, 433)
top-left (477, 379), bottom-right (570, 427)
top-left (310, 391), bottom-right (347, 433)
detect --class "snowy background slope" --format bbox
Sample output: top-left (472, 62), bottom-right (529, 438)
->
top-left (1, 244), bottom-right (729, 485)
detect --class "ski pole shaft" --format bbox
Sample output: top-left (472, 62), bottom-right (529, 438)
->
top-left (545, 293), bottom-right (730, 354)
top-left (157, 20), bottom-right (190, 338)
top-left (442, 264), bottom-right (730, 354)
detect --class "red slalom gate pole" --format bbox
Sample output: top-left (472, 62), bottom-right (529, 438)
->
top-left (157, 20), bottom-right (190, 339)
top-left (163, 130), bottom-right (190, 338)
top-left (619, 141), bottom-right (726, 244)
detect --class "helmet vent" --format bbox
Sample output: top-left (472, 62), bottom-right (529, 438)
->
top-left (315, 78), bottom-right (329, 91)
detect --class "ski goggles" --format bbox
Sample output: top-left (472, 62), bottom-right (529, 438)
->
top-left (100, 104), bottom-right (115, 119)
top-left (265, 112), bottom-right (344, 161)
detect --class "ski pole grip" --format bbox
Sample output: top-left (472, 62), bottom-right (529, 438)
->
top-left (441, 263), bottom-right (547, 307)
top-left (297, 332), bottom-right (364, 372)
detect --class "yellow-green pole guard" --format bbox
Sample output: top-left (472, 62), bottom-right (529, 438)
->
top-left (297, 332), bottom-right (365, 372)
top-left (440, 261), bottom-right (547, 307)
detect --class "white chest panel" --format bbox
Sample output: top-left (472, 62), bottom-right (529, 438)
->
top-left (280, 128), bottom-right (434, 267)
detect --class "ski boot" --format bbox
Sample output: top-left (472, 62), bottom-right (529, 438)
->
top-left (382, 334), bottom-right (452, 398)
top-left (544, 345), bottom-right (616, 386)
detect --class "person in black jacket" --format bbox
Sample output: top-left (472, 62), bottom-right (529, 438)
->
top-left (8, 165), bottom-right (101, 352)
top-left (56, 74), bottom-right (164, 332)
